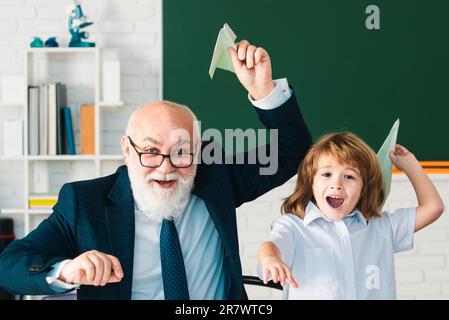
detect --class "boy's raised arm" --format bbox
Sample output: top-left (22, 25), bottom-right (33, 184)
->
top-left (389, 144), bottom-right (444, 232)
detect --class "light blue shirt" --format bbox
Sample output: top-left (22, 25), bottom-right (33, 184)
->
top-left (259, 202), bottom-right (416, 299)
top-left (47, 78), bottom-right (293, 297)
top-left (131, 195), bottom-right (225, 299)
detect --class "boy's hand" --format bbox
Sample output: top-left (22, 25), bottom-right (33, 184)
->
top-left (261, 256), bottom-right (299, 288)
top-left (389, 144), bottom-right (420, 172)
top-left (227, 40), bottom-right (275, 100)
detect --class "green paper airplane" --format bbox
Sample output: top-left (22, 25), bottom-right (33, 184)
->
top-left (377, 119), bottom-right (400, 206)
top-left (209, 23), bottom-right (237, 79)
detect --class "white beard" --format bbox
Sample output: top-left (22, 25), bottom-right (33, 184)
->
top-left (128, 167), bottom-right (196, 222)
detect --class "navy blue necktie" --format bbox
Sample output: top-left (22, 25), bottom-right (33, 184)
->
top-left (160, 218), bottom-right (190, 300)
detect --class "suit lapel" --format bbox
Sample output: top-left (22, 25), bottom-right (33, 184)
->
top-left (105, 165), bottom-right (135, 300)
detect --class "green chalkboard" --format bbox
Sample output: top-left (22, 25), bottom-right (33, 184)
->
top-left (163, 0), bottom-right (449, 160)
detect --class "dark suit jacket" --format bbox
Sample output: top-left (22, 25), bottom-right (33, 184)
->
top-left (0, 93), bottom-right (312, 299)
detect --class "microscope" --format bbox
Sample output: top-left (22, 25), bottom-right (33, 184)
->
top-left (66, 0), bottom-right (95, 47)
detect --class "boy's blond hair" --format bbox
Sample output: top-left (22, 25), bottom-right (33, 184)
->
top-left (282, 132), bottom-right (385, 220)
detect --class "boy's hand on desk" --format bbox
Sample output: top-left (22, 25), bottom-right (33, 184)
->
top-left (59, 250), bottom-right (124, 286)
top-left (261, 256), bottom-right (298, 288)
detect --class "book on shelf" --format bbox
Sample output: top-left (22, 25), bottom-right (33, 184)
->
top-left (80, 103), bottom-right (95, 155)
top-left (48, 83), bottom-right (56, 155)
top-left (38, 84), bottom-right (48, 155)
top-left (56, 83), bottom-right (67, 155)
top-left (62, 106), bottom-right (75, 155)
top-left (28, 194), bottom-right (58, 209)
top-left (28, 86), bottom-right (39, 155)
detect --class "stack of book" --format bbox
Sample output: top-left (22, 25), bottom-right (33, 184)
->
top-left (28, 83), bottom-right (76, 156)
top-left (28, 195), bottom-right (58, 209)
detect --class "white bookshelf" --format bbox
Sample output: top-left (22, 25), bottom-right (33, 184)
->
top-left (0, 102), bottom-right (23, 108)
top-left (1, 208), bottom-right (52, 215)
top-left (99, 101), bottom-right (124, 107)
top-left (0, 208), bottom-right (25, 215)
top-left (26, 48), bottom-right (98, 53)
top-left (1, 155), bottom-right (100, 161)
top-left (0, 47), bottom-right (124, 235)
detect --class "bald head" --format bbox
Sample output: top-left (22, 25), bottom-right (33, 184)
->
top-left (126, 101), bottom-right (194, 134)
top-left (125, 101), bottom-right (200, 155)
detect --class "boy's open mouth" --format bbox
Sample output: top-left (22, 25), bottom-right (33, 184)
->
top-left (326, 196), bottom-right (344, 209)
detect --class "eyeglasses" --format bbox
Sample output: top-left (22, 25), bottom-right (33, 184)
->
top-left (127, 136), bottom-right (194, 168)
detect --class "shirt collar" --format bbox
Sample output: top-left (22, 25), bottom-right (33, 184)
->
top-left (303, 201), bottom-right (367, 227)
top-left (303, 202), bottom-right (324, 225)
top-left (344, 209), bottom-right (367, 227)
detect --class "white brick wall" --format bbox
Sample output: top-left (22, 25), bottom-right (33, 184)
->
top-left (1, 0), bottom-right (448, 300)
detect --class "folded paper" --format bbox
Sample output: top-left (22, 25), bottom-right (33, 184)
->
top-left (377, 119), bottom-right (400, 206)
top-left (209, 23), bottom-right (237, 79)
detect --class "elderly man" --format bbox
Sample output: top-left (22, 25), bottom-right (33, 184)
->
top-left (0, 41), bottom-right (312, 299)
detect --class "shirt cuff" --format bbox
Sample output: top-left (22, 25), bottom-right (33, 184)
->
top-left (46, 259), bottom-right (80, 292)
top-left (248, 78), bottom-right (292, 110)
top-left (397, 207), bottom-right (416, 253)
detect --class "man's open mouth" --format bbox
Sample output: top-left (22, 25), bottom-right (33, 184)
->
top-left (152, 180), bottom-right (177, 189)
top-left (326, 196), bottom-right (344, 209)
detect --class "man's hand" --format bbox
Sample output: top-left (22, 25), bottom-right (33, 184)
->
top-left (59, 250), bottom-right (123, 286)
top-left (228, 40), bottom-right (276, 100)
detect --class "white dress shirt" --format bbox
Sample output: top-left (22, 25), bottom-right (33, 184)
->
top-left (259, 201), bottom-right (416, 299)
